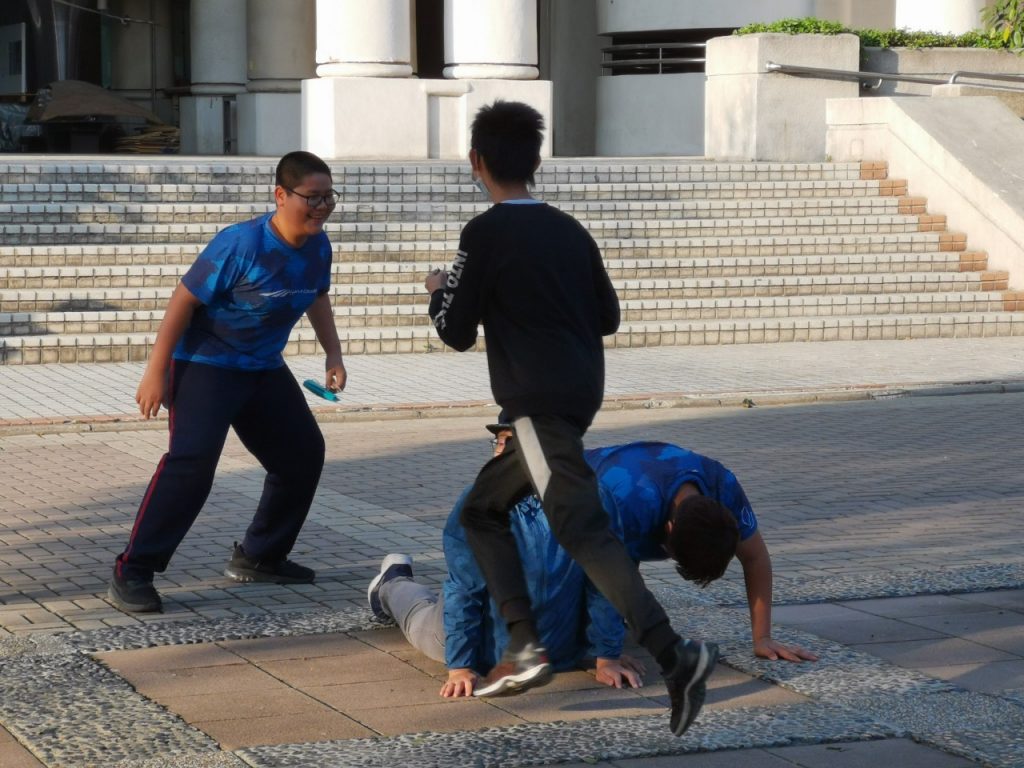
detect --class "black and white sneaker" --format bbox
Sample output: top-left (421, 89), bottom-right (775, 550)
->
top-left (224, 542), bottom-right (315, 584)
top-left (474, 642), bottom-right (553, 697)
top-left (367, 554), bottom-right (414, 621)
top-left (664, 639), bottom-right (719, 736)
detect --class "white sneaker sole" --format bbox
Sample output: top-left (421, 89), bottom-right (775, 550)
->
top-left (474, 662), bottom-right (552, 697)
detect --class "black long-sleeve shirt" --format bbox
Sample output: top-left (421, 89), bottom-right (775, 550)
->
top-left (428, 202), bottom-right (620, 429)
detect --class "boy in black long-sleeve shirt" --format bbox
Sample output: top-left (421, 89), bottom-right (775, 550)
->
top-left (424, 101), bottom-right (718, 736)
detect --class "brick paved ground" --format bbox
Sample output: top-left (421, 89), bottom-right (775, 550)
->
top-left (1, 358), bottom-right (1023, 766)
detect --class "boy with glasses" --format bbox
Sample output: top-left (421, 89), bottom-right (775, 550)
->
top-left (108, 150), bottom-right (345, 614)
top-left (424, 100), bottom-right (718, 736)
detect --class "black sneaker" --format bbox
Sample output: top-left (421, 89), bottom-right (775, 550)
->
top-left (367, 554), bottom-right (414, 621)
top-left (664, 639), bottom-right (719, 736)
top-left (474, 642), bottom-right (553, 697)
top-left (108, 571), bottom-right (163, 613)
top-left (223, 542), bottom-right (315, 584)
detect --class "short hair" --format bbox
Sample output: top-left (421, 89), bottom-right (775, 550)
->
top-left (666, 495), bottom-right (740, 588)
top-left (470, 100), bottom-right (544, 186)
top-left (275, 150), bottom-right (331, 189)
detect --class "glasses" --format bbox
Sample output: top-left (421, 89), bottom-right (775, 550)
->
top-left (284, 187), bottom-right (340, 208)
top-left (490, 435), bottom-right (514, 449)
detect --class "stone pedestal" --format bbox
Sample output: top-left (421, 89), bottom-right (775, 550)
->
top-left (238, 0), bottom-right (315, 155)
top-left (303, 77), bottom-right (552, 159)
top-left (705, 33), bottom-right (860, 161)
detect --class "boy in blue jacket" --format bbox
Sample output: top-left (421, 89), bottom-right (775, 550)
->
top-left (369, 427), bottom-right (816, 699)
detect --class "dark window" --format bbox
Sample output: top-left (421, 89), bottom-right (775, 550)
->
top-left (601, 27), bottom-right (734, 76)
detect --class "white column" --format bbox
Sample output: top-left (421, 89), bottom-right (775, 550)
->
top-left (444, 0), bottom-right (538, 80)
top-left (190, 0), bottom-right (247, 95)
top-left (315, 0), bottom-right (412, 78)
top-left (182, 0), bottom-right (246, 154)
top-left (895, 0), bottom-right (987, 34)
top-left (238, 0), bottom-right (315, 155)
top-left (247, 0), bottom-right (315, 92)
top-left (107, 0), bottom-right (173, 120)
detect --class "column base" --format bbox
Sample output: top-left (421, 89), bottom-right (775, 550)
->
top-left (302, 77), bottom-right (552, 159)
top-left (237, 92), bottom-right (302, 156)
top-left (443, 64), bottom-right (539, 80)
top-left (180, 96), bottom-right (228, 155)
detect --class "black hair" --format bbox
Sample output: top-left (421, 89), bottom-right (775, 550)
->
top-left (666, 495), bottom-right (740, 588)
top-left (275, 150), bottom-right (332, 189)
top-left (470, 100), bottom-right (544, 186)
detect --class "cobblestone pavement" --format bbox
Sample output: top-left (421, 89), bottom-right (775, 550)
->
top-left (0, 384), bottom-right (1022, 766)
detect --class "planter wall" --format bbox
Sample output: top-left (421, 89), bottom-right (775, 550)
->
top-left (705, 32), bottom-right (859, 161)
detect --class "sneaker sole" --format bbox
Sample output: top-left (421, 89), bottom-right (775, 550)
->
top-left (474, 662), bottom-right (553, 698)
top-left (106, 585), bottom-right (162, 613)
top-left (223, 567), bottom-right (314, 585)
top-left (672, 643), bottom-right (719, 736)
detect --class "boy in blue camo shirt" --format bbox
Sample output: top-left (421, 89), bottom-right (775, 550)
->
top-left (108, 151), bottom-right (346, 614)
top-left (369, 431), bottom-right (816, 700)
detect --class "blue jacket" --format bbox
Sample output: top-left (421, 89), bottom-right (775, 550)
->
top-left (442, 442), bottom-right (758, 673)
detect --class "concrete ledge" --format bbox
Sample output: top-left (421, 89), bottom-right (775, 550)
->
top-left (827, 96), bottom-right (1024, 287)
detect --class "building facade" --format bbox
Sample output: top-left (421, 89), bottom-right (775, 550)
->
top-left (0, 0), bottom-right (993, 158)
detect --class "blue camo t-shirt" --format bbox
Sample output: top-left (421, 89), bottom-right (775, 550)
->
top-left (585, 442), bottom-right (759, 563)
top-left (174, 212), bottom-right (332, 370)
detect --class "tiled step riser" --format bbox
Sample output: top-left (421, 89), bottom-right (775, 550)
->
top-left (7, 295), bottom-right (1021, 335)
top-left (1, 274), bottom-right (1010, 312)
top-left (1, 241), bottom-right (981, 270)
top-left (0, 255), bottom-right (988, 288)
top-left (0, 198), bottom-right (920, 225)
top-left (0, 161), bottom-right (873, 187)
top-left (4, 313), bottom-right (1022, 364)
top-left (0, 180), bottom-right (905, 205)
top-left (0, 216), bottom-right (947, 246)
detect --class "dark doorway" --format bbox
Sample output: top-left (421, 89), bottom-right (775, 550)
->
top-left (414, 0), bottom-right (443, 78)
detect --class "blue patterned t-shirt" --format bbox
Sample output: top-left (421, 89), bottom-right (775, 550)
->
top-left (585, 442), bottom-right (759, 563)
top-left (174, 212), bottom-right (332, 370)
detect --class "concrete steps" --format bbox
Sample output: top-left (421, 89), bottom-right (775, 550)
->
top-left (1, 179), bottom-right (904, 205)
top-left (4, 292), bottom-right (1019, 337)
top-left (3, 312), bottom-right (1022, 365)
top-left (0, 251), bottom-right (990, 286)
top-left (2, 272), bottom-right (1011, 313)
top-left (0, 196), bottom-right (923, 224)
top-left (0, 214), bottom-right (950, 246)
top-left (0, 155), bottom-right (1018, 363)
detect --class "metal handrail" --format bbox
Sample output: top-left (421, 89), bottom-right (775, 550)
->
top-left (766, 61), bottom-right (1024, 93)
top-left (949, 70), bottom-right (1024, 84)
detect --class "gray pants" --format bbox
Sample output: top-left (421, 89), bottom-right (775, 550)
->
top-left (380, 578), bottom-right (446, 663)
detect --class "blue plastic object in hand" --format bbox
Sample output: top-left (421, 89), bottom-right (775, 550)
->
top-left (303, 379), bottom-right (339, 401)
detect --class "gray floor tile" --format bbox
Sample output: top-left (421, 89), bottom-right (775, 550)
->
top-left (838, 594), bottom-right (996, 618)
top-left (613, 751), bottom-right (793, 767)
top-left (902, 610), bottom-right (1024, 655)
top-left (787, 615), bottom-right (946, 645)
top-left (954, 589), bottom-right (1024, 611)
top-left (764, 738), bottom-right (978, 767)
top-left (849, 637), bottom-right (1017, 668)
top-left (915, 659), bottom-right (1024, 693)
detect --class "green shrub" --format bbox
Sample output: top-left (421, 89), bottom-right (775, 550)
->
top-left (982, 0), bottom-right (1024, 48)
top-left (734, 17), bottom-right (1013, 51)
top-left (735, 18), bottom-right (847, 36)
